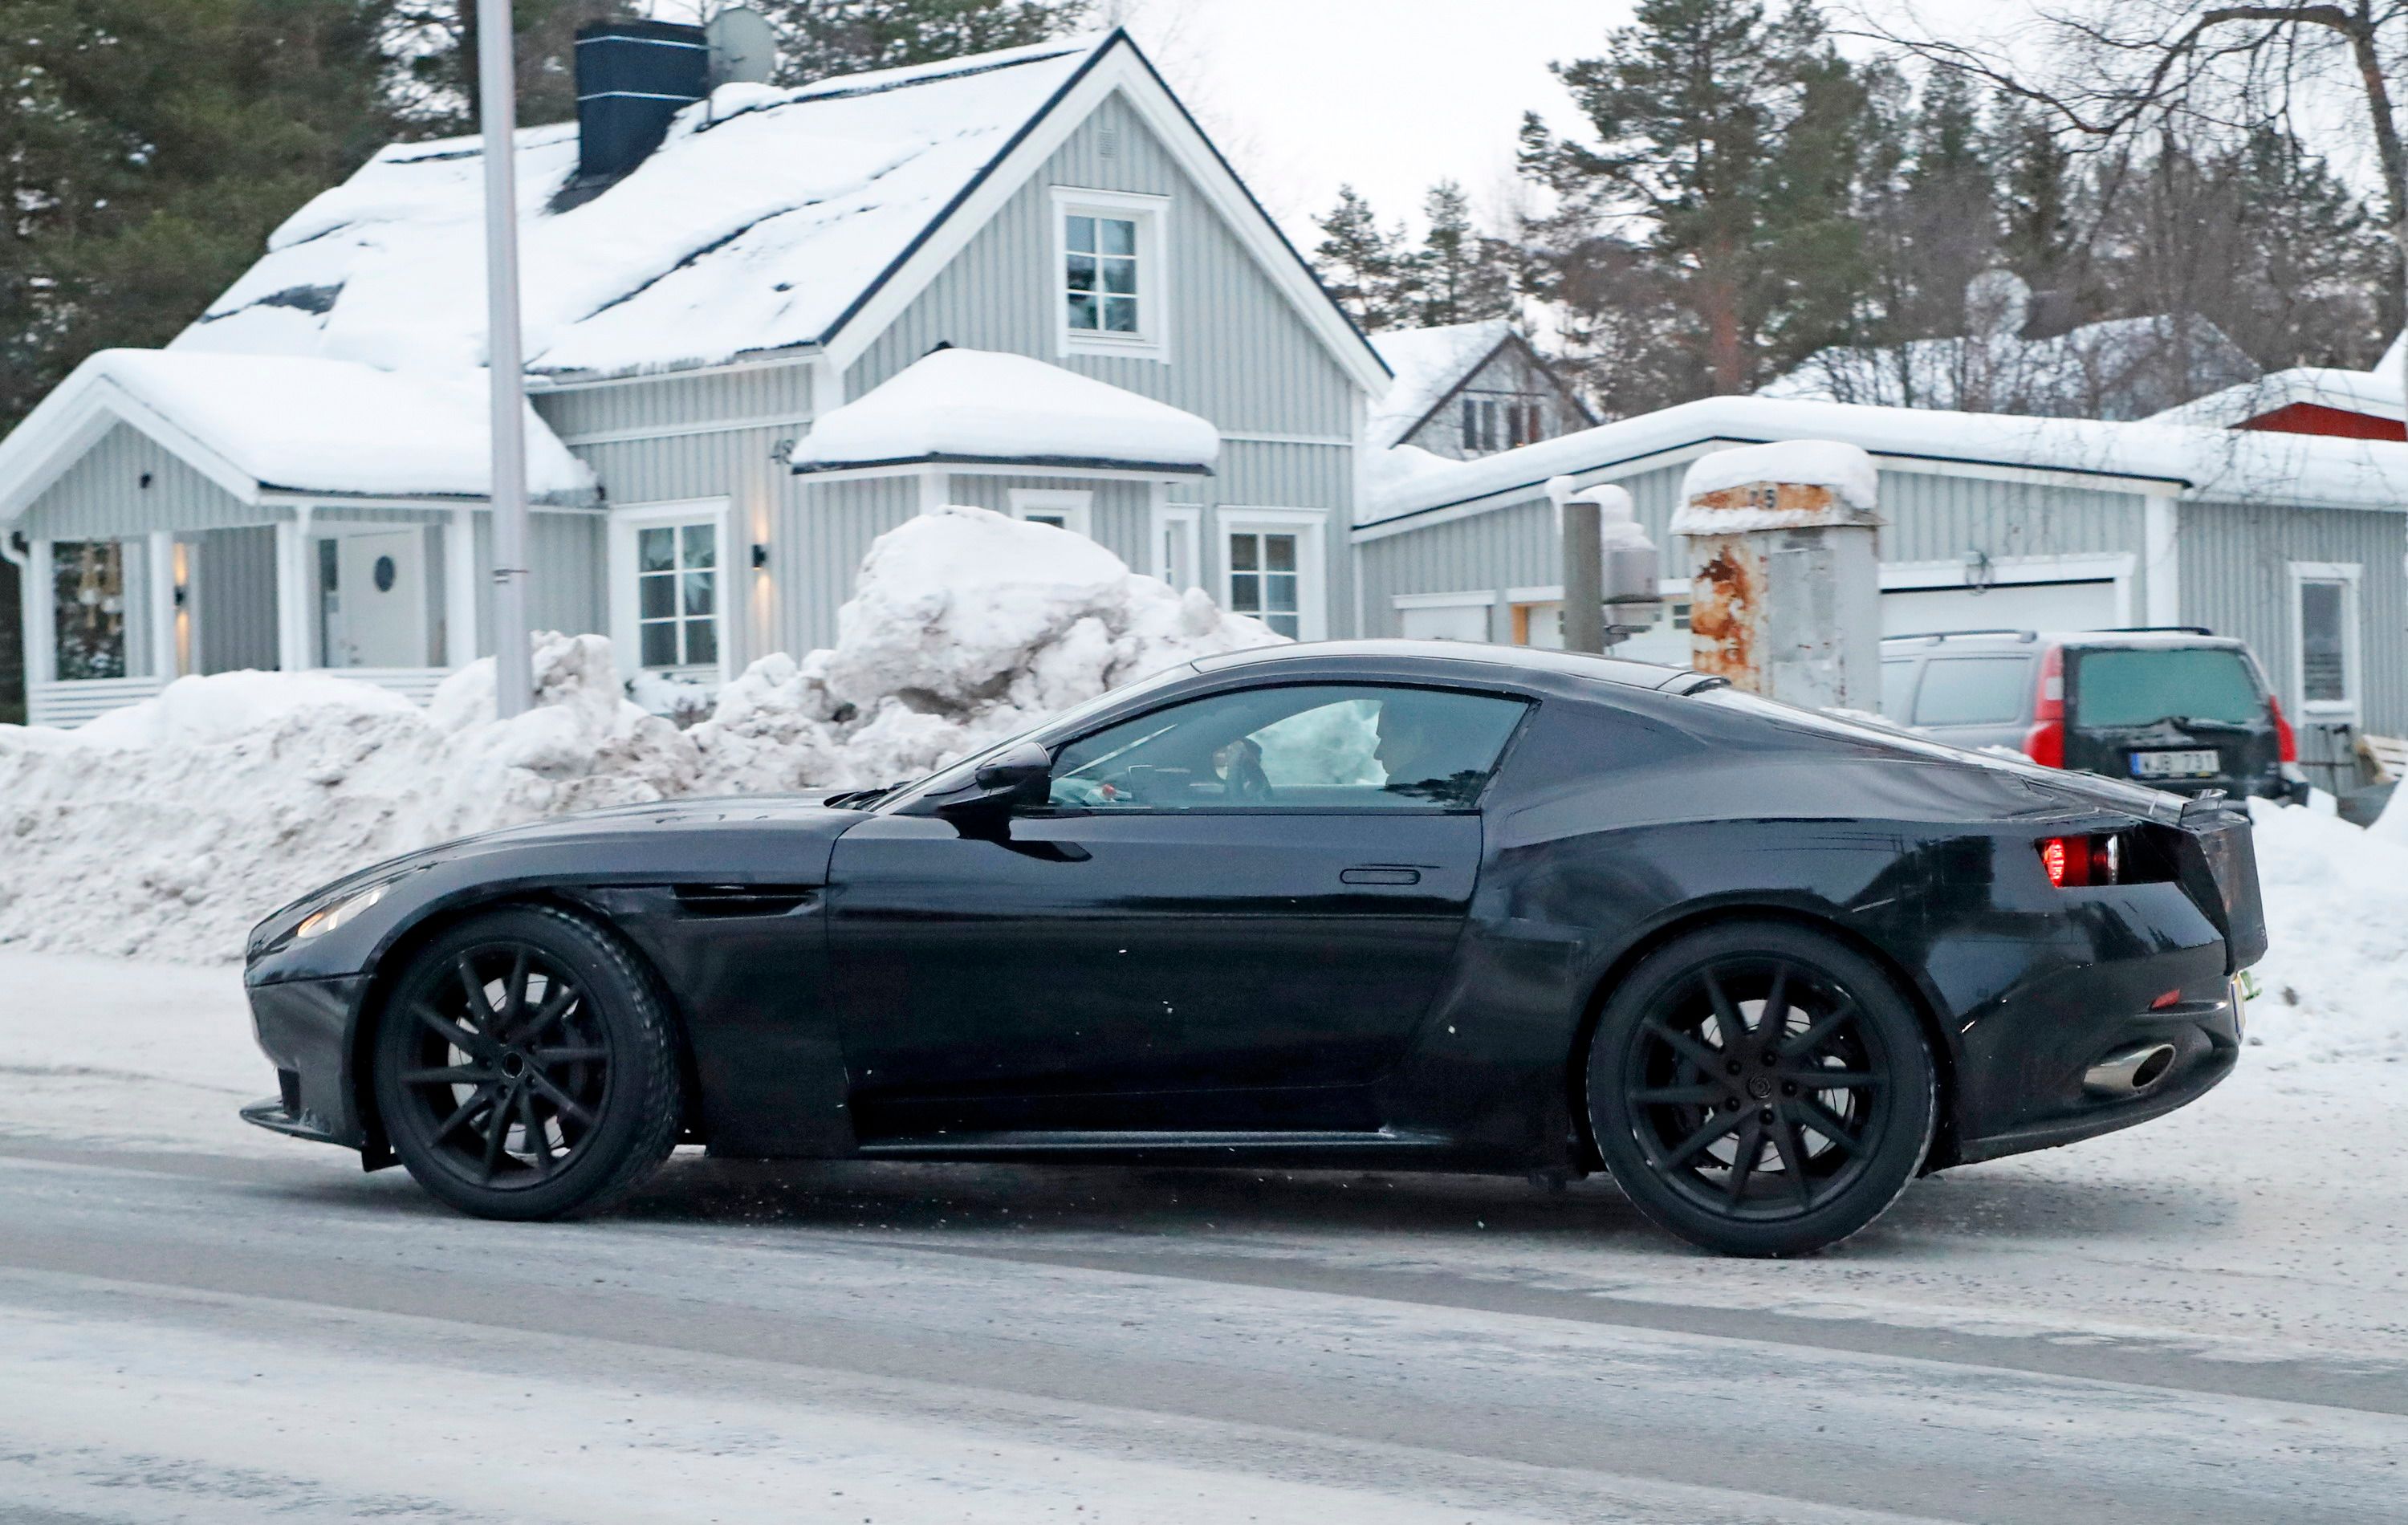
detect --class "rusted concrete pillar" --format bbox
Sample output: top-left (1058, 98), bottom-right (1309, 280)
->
top-left (1674, 441), bottom-right (1881, 710)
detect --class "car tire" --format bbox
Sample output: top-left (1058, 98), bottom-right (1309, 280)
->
top-left (372, 905), bottom-right (681, 1221)
top-left (1584, 921), bottom-right (1935, 1258)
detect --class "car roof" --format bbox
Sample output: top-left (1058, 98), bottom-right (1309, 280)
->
top-left (1193, 639), bottom-right (1699, 690)
top-left (1880, 629), bottom-right (2247, 652)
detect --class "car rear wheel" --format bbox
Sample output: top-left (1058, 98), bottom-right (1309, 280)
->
top-left (1585, 922), bottom-right (1935, 1257)
top-left (372, 905), bottom-right (680, 1221)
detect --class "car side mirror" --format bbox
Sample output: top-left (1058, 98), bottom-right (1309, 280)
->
top-left (942, 738), bottom-right (1052, 818)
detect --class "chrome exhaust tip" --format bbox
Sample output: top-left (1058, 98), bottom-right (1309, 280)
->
top-left (2084, 1042), bottom-right (2178, 1098)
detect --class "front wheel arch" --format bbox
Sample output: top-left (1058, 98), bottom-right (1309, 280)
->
top-left (1563, 905), bottom-right (1961, 1177)
top-left (350, 891), bottom-right (702, 1165)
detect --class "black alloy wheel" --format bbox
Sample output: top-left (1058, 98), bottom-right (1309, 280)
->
top-left (373, 905), bottom-right (680, 1220)
top-left (1586, 922), bottom-right (1934, 1257)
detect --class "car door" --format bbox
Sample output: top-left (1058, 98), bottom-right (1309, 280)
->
top-left (826, 681), bottom-right (1532, 1138)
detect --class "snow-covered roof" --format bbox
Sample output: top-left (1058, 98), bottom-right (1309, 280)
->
top-left (165, 30), bottom-right (1385, 392)
top-left (173, 38), bottom-right (1105, 379)
top-left (1760, 313), bottom-right (2258, 422)
top-left (1366, 320), bottom-right (1516, 447)
top-left (2147, 365), bottom-right (2405, 429)
top-left (0, 350), bottom-right (594, 521)
top-left (1361, 394), bottom-right (2408, 529)
top-left (791, 348), bottom-right (1218, 474)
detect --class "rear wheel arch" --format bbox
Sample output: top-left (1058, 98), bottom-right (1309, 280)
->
top-left (1564, 904), bottom-right (1962, 1174)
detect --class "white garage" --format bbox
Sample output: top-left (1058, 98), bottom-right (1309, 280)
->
top-left (1880, 563), bottom-right (2129, 637)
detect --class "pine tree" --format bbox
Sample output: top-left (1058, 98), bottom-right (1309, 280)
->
top-left (756, 0), bottom-right (1092, 85)
top-left (1413, 181), bottom-right (1516, 327)
top-left (1519, 0), bottom-right (1875, 399)
top-left (1312, 185), bottom-right (1414, 331)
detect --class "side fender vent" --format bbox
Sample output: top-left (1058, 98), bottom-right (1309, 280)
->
top-left (671, 884), bottom-right (819, 917)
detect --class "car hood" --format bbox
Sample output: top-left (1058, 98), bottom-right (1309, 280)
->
top-left (247, 795), bottom-right (868, 962)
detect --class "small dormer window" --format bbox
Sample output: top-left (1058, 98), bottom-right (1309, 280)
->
top-left (1053, 186), bottom-right (1169, 362)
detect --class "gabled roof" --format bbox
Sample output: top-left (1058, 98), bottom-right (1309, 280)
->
top-left (790, 348), bottom-right (1216, 475)
top-left (1360, 394), bottom-right (2408, 533)
top-left (0, 351), bottom-right (593, 523)
top-left (2147, 365), bottom-right (2405, 430)
top-left (1367, 320), bottom-right (1515, 447)
top-left (169, 31), bottom-right (1387, 391)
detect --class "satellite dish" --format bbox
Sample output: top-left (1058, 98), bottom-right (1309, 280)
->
top-left (706, 6), bottom-right (778, 87)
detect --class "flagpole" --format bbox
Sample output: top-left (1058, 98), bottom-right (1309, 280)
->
top-left (477, 0), bottom-right (533, 718)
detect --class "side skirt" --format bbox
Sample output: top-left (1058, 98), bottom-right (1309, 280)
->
top-left (852, 1128), bottom-right (1462, 1169)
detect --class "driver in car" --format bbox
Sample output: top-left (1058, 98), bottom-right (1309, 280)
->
top-left (1373, 697), bottom-right (1491, 805)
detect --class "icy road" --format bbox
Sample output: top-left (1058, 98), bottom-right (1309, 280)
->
top-left (2, 952), bottom-right (2402, 1524)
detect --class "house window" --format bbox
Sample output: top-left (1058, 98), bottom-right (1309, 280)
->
top-left (1227, 531), bottom-right (1299, 637)
top-left (1053, 187), bottom-right (1169, 361)
top-left (51, 539), bottom-right (128, 681)
top-left (2290, 561), bottom-right (2361, 717)
top-left (637, 521), bottom-right (718, 669)
top-left (1009, 487), bottom-right (1094, 538)
top-left (1220, 509), bottom-right (1324, 640)
top-left (1066, 215), bottom-right (1140, 334)
top-left (611, 500), bottom-right (730, 679)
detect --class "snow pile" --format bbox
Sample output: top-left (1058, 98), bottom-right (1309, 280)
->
top-left (791, 349), bottom-right (1220, 473)
top-left (2240, 798), bottom-right (2408, 1064)
top-left (0, 507), bottom-right (1276, 961)
top-left (686, 506), bottom-right (1278, 793)
top-left (1672, 440), bottom-right (1880, 532)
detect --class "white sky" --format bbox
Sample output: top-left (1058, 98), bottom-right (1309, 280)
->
top-left (1112, 0), bottom-right (1646, 238)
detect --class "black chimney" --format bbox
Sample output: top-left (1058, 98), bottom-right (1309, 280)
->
top-left (574, 19), bottom-right (710, 182)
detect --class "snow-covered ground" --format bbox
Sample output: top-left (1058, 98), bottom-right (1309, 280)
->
top-left (0, 946), bottom-right (2402, 1523)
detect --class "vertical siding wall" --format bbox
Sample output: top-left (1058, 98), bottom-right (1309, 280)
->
top-left (2181, 500), bottom-right (2408, 733)
top-left (18, 424), bottom-right (262, 539)
top-left (1356, 460), bottom-right (2156, 637)
top-left (470, 510), bottom-right (607, 656)
top-left (784, 476), bottom-right (923, 650)
top-left (190, 527), bottom-right (279, 673)
top-left (535, 367), bottom-right (816, 667)
top-left (848, 89), bottom-right (1363, 636)
top-left (947, 475), bottom-right (1154, 567)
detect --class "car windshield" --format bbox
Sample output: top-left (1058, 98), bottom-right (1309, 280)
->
top-left (872, 662), bottom-right (1199, 811)
top-left (2072, 648), bottom-right (2263, 728)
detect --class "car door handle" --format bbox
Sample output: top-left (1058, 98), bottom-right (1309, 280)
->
top-left (1340, 866), bottom-right (1422, 886)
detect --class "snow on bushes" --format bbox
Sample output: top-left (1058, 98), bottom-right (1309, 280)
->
top-left (0, 507), bottom-right (1276, 962)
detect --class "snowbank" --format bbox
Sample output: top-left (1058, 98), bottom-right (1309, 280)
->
top-left (2240, 798), bottom-right (2408, 1064)
top-left (0, 506), bottom-right (1277, 962)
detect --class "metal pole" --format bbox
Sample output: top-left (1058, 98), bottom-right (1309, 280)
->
top-left (1560, 498), bottom-right (1605, 655)
top-left (478, 0), bottom-right (533, 718)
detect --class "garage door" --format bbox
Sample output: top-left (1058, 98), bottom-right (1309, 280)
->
top-left (1881, 580), bottom-right (2120, 637)
top-left (1397, 600), bottom-right (1494, 641)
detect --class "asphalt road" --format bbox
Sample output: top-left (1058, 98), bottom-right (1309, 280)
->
top-left (2, 1132), bottom-right (2402, 1525)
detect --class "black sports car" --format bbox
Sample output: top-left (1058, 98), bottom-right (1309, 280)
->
top-left (242, 641), bottom-right (2264, 1256)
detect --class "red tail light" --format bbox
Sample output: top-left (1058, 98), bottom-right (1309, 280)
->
top-left (2040, 836), bottom-right (2075, 887)
top-left (2038, 832), bottom-right (2127, 889)
top-left (2268, 694), bottom-right (2297, 763)
top-left (2023, 644), bottom-right (2065, 767)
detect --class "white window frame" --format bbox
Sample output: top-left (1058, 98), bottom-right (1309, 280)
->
top-left (1051, 185), bottom-right (1171, 364)
top-left (1151, 501), bottom-right (1201, 590)
top-left (2288, 560), bottom-right (2362, 721)
top-left (1218, 506), bottom-right (1326, 641)
top-left (1007, 486), bottom-right (1095, 539)
top-left (608, 498), bottom-right (732, 682)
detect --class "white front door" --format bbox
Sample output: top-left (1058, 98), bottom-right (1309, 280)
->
top-left (329, 530), bottom-right (429, 668)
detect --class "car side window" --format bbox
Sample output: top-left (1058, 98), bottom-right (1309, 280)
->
top-left (1047, 683), bottom-right (1528, 811)
top-left (1879, 659), bottom-right (1917, 722)
top-left (1911, 656), bottom-right (2032, 726)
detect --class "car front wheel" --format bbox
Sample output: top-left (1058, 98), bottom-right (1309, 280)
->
top-left (1585, 921), bottom-right (1935, 1257)
top-left (372, 905), bottom-right (681, 1221)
